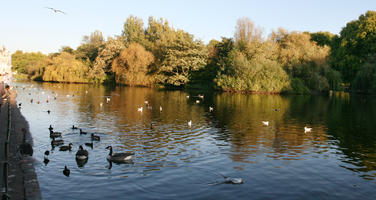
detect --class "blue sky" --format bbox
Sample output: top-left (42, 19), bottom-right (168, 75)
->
top-left (1, 0), bottom-right (375, 53)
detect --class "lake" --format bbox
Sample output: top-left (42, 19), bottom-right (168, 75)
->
top-left (14, 82), bottom-right (376, 199)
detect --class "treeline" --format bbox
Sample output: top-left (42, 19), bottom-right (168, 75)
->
top-left (12, 11), bottom-right (376, 93)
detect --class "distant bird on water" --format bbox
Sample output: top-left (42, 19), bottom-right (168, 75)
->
top-left (63, 166), bottom-right (70, 177)
top-left (45, 7), bottom-right (67, 15)
top-left (188, 120), bottom-right (192, 127)
top-left (262, 121), bottom-right (269, 126)
top-left (304, 126), bottom-right (312, 133)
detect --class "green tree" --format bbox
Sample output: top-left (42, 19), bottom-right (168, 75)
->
top-left (75, 30), bottom-right (105, 64)
top-left (11, 50), bottom-right (47, 79)
top-left (309, 31), bottom-right (336, 47)
top-left (122, 15), bottom-right (146, 45)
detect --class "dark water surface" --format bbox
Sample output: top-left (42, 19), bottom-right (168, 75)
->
top-left (14, 82), bottom-right (376, 199)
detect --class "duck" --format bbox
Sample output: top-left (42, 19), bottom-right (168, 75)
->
top-left (19, 128), bottom-right (33, 156)
top-left (50, 130), bottom-right (62, 138)
top-left (304, 126), bottom-right (312, 133)
top-left (106, 146), bottom-right (134, 163)
top-left (84, 142), bottom-right (93, 149)
top-left (47, 110), bottom-right (51, 114)
top-left (59, 143), bottom-right (73, 151)
top-left (262, 121), bottom-right (269, 126)
top-left (48, 125), bottom-right (53, 131)
top-left (79, 129), bottom-right (87, 135)
top-left (63, 166), bottom-right (70, 177)
top-left (51, 137), bottom-right (64, 146)
top-left (91, 133), bottom-right (100, 141)
top-left (72, 125), bottom-right (78, 130)
top-left (76, 145), bottom-right (88, 160)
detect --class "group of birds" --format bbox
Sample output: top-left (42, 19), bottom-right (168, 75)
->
top-left (261, 120), bottom-right (312, 133)
top-left (46, 124), bottom-right (134, 177)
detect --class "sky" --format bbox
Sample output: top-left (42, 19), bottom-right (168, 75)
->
top-left (1, 0), bottom-right (375, 54)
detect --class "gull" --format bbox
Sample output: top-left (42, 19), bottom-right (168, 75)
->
top-left (209, 107), bottom-right (214, 112)
top-left (198, 94), bottom-right (204, 99)
top-left (186, 95), bottom-right (190, 98)
top-left (45, 7), bottom-right (67, 15)
top-left (262, 121), bottom-right (269, 126)
top-left (137, 107), bottom-right (143, 112)
top-left (159, 105), bottom-right (162, 112)
top-left (106, 97), bottom-right (110, 103)
top-left (188, 120), bottom-right (192, 127)
top-left (196, 100), bottom-right (200, 104)
top-left (99, 102), bottom-right (103, 107)
top-left (304, 126), bottom-right (312, 133)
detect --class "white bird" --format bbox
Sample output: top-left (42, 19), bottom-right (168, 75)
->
top-left (159, 105), bottom-right (163, 112)
top-left (138, 107), bottom-right (143, 112)
top-left (262, 121), bottom-right (269, 126)
top-left (198, 94), bottom-right (204, 99)
top-left (144, 101), bottom-right (149, 105)
top-left (99, 103), bottom-right (103, 107)
top-left (304, 126), bottom-right (312, 133)
top-left (106, 97), bottom-right (110, 103)
top-left (186, 95), bottom-right (190, 98)
top-left (196, 100), bottom-right (200, 104)
top-left (209, 106), bottom-right (214, 112)
top-left (85, 90), bottom-right (88, 94)
top-left (188, 120), bottom-right (192, 127)
top-left (45, 7), bottom-right (67, 15)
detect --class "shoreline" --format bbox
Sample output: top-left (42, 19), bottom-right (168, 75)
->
top-left (0, 85), bottom-right (41, 199)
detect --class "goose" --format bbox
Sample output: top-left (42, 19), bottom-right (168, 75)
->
top-left (59, 143), bottom-right (73, 151)
top-left (76, 145), bottom-right (88, 160)
top-left (188, 120), bottom-right (192, 127)
top-left (137, 107), bottom-right (143, 112)
top-left (19, 128), bottom-right (33, 156)
top-left (262, 121), bottom-right (269, 126)
top-left (63, 166), bottom-right (70, 177)
top-left (304, 126), bottom-right (312, 133)
top-left (209, 106), bottom-right (214, 112)
top-left (48, 125), bottom-right (53, 131)
top-left (91, 133), bottom-right (100, 141)
top-left (71, 125), bottom-right (78, 130)
top-left (106, 146), bottom-right (134, 163)
top-left (79, 129), bottom-right (87, 135)
top-left (85, 142), bottom-right (93, 149)
top-left (50, 130), bottom-right (62, 138)
top-left (51, 137), bottom-right (64, 146)
top-left (43, 150), bottom-right (50, 166)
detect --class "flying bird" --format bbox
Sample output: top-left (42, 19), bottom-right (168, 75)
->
top-left (45, 7), bottom-right (67, 15)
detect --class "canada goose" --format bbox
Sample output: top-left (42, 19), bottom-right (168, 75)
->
top-left (76, 145), bottom-right (88, 160)
top-left (43, 150), bottom-right (50, 166)
top-left (19, 128), bottom-right (33, 156)
top-left (304, 126), bottom-right (312, 133)
top-left (91, 133), bottom-right (100, 141)
top-left (188, 120), bottom-right (192, 127)
top-left (59, 143), bottom-right (73, 151)
top-left (106, 146), bottom-right (134, 163)
top-left (79, 129), bottom-right (87, 135)
top-left (72, 125), bottom-right (78, 130)
top-left (50, 130), bottom-right (62, 138)
top-left (85, 142), bottom-right (93, 149)
top-left (48, 125), bottom-right (53, 131)
top-left (209, 107), bottom-right (214, 112)
top-left (51, 137), bottom-right (64, 146)
top-left (63, 166), bottom-right (70, 177)
top-left (262, 121), bottom-right (269, 126)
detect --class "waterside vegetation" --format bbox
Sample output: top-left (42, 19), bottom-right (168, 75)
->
top-left (11, 11), bottom-right (376, 94)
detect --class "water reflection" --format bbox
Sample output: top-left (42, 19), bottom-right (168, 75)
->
top-left (14, 82), bottom-right (376, 199)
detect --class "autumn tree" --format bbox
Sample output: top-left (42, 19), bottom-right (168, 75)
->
top-left (111, 43), bottom-right (154, 86)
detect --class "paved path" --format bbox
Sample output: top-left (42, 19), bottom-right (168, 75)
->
top-left (1, 85), bottom-right (41, 199)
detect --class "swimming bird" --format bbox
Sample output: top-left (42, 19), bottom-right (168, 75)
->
top-left (196, 100), bottom-right (200, 104)
top-left (144, 100), bottom-right (149, 105)
top-left (160, 105), bottom-right (163, 112)
top-left (48, 125), bottom-right (53, 131)
top-left (84, 142), bottom-right (93, 149)
top-left (304, 126), bottom-right (312, 133)
top-left (59, 143), bottom-right (73, 151)
top-left (50, 130), bottom-right (62, 138)
top-left (100, 102), bottom-right (103, 107)
top-left (45, 7), bottom-right (67, 15)
top-left (106, 97), bottom-right (110, 103)
top-left (79, 129), bottom-right (87, 135)
top-left (91, 133), bottom-right (100, 141)
top-left (51, 137), bottom-right (64, 146)
top-left (18, 103), bottom-right (22, 107)
top-left (43, 151), bottom-right (50, 166)
top-left (137, 107), bottom-right (143, 112)
top-left (209, 106), bottom-right (214, 112)
top-left (76, 145), bottom-right (88, 160)
top-left (47, 110), bottom-right (51, 114)
top-left (186, 95), bottom-right (190, 98)
top-left (262, 121), bottom-right (269, 126)
top-left (63, 166), bottom-right (70, 177)
top-left (106, 146), bottom-right (134, 163)
top-left (30, 99), bottom-right (33, 103)
top-left (71, 125), bottom-right (78, 130)
top-left (19, 128), bottom-right (33, 156)
top-left (188, 120), bottom-right (192, 127)
top-left (198, 94), bottom-right (204, 99)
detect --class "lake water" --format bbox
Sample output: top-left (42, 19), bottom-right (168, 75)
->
top-left (14, 82), bottom-right (376, 199)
